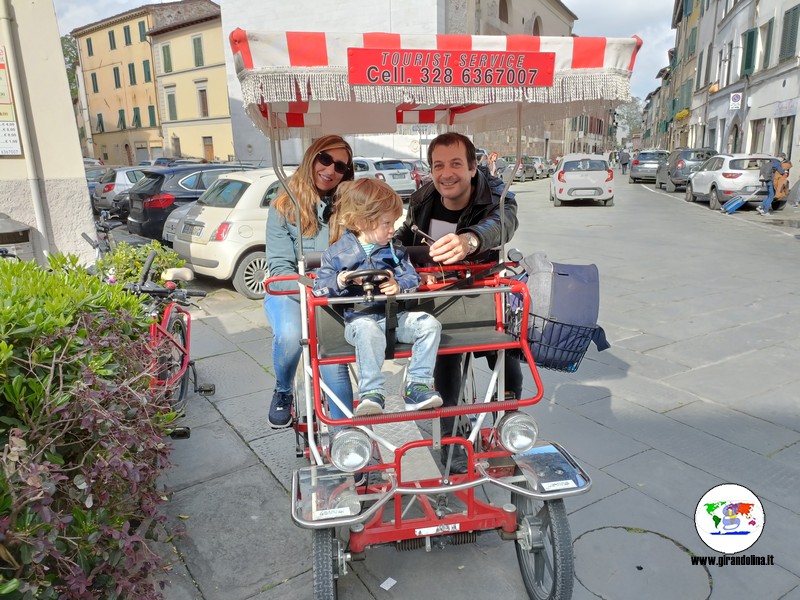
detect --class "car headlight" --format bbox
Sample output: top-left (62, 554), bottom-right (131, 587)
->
top-left (329, 428), bottom-right (372, 472)
top-left (496, 412), bottom-right (538, 454)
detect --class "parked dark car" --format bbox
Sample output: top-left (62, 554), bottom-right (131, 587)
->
top-left (655, 147), bottom-right (718, 192)
top-left (628, 149), bottom-right (669, 183)
top-left (127, 164), bottom-right (254, 239)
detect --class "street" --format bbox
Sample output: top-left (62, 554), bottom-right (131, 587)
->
top-left (157, 174), bottom-right (800, 600)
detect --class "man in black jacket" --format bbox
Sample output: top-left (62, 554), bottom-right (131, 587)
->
top-left (395, 132), bottom-right (522, 474)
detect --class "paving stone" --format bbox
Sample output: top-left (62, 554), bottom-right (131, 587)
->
top-left (215, 391), bottom-right (274, 442)
top-left (195, 350), bottom-right (272, 403)
top-left (165, 465), bottom-right (307, 600)
top-left (189, 319), bottom-right (237, 359)
top-left (160, 418), bottom-right (258, 492)
top-left (725, 382), bottom-right (800, 433)
top-left (665, 400), bottom-right (800, 457)
top-left (201, 311), bottom-right (269, 344)
top-left (180, 393), bottom-right (223, 430)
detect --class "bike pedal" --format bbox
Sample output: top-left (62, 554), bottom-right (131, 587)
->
top-left (169, 427), bottom-right (191, 439)
top-left (197, 383), bottom-right (216, 396)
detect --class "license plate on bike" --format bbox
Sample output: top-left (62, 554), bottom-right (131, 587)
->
top-left (182, 223), bottom-right (203, 236)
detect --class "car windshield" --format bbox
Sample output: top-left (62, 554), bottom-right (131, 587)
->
top-left (99, 170), bottom-right (116, 184)
top-left (130, 173), bottom-right (164, 194)
top-left (637, 152), bottom-right (668, 161)
top-left (375, 160), bottom-right (406, 170)
top-left (729, 158), bottom-right (771, 171)
top-left (197, 179), bottom-right (251, 207)
top-left (85, 168), bottom-right (107, 180)
top-left (563, 159), bottom-right (607, 171)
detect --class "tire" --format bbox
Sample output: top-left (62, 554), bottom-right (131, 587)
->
top-left (709, 187), bottom-right (722, 210)
top-left (628, 177), bottom-right (634, 184)
top-left (604, 197), bottom-right (614, 206)
top-left (512, 486), bottom-right (574, 600)
top-left (312, 528), bottom-right (339, 600)
top-left (685, 183), bottom-right (696, 203)
top-left (665, 178), bottom-right (677, 193)
top-left (553, 197), bottom-right (562, 207)
top-left (773, 200), bottom-right (787, 211)
top-left (162, 315), bottom-right (190, 414)
top-left (232, 250), bottom-right (268, 300)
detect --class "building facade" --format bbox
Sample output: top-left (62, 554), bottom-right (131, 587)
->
top-left (150, 3), bottom-right (234, 161)
top-left (0, 0), bottom-right (94, 264)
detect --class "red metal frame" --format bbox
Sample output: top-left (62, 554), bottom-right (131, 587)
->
top-left (149, 302), bottom-right (192, 390)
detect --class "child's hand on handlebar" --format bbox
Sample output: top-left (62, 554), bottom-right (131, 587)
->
top-left (378, 273), bottom-right (399, 296)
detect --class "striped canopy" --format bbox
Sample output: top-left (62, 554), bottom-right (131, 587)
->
top-left (230, 29), bottom-right (642, 137)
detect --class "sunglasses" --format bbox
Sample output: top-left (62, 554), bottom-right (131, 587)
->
top-left (317, 151), bottom-right (350, 175)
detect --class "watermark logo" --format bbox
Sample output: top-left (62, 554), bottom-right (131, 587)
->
top-left (694, 483), bottom-right (764, 554)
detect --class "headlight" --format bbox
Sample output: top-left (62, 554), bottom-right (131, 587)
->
top-left (497, 412), bottom-right (538, 454)
top-left (329, 428), bottom-right (372, 472)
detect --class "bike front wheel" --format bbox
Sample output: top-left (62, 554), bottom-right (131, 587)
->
top-left (512, 485), bottom-right (574, 600)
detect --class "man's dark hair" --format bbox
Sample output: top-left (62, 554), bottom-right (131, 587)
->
top-left (427, 132), bottom-right (477, 169)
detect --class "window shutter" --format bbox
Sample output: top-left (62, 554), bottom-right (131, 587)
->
top-left (689, 28), bottom-right (697, 56)
top-left (763, 19), bottom-right (774, 68)
top-left (779, 6), bottom-right (800, 62)
top-left (741, 29), bottom-right (757, 75)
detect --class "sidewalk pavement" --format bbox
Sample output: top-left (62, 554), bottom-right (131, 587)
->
top-left (156, 179), bottom-right (800, 600)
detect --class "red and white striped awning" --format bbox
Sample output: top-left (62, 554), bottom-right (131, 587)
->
top-left (230, 30), bottom-right (642, 136)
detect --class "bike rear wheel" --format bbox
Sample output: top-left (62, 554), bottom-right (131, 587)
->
top-left (512, 484), bottom-right (574, 600)
top-left (161, 314), bottom-right (190, 414)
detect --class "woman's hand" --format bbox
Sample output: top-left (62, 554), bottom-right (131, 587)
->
top-left (428, 233), bottom-right (469, 264)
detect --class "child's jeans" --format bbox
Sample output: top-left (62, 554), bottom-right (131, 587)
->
top-left (344, 311), bottom-right (441, 396)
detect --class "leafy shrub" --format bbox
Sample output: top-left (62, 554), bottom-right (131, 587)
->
top-left (95, 241), bottom-right (185, 286)
top-left (0, 255), bottom-right (175, 599)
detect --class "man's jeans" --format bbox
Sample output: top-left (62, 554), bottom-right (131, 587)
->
top-left (760, 181), bottom-right (776, 213)
top-left (344, 311), bottom-right (441, 396)
top-left (264, 293), bottom-right (352, 418)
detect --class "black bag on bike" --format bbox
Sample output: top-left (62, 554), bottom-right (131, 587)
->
top-left (507, 253), bottom-right (609, 372)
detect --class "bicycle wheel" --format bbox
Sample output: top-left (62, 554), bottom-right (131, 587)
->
top-left (312, 528), bottom-right (339, 600)
top-left (512, 484), bottom-right (574, 600)
top-left (161, 314), bottom-right (190, 414)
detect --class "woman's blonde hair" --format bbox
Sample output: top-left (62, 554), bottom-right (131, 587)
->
top-left (272, 135), bottom-right (354, 237)
top-left (329, 179), bottom-right (403, 244)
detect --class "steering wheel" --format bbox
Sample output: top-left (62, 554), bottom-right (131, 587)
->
top-left (343, 269), bottom-right (393, 302)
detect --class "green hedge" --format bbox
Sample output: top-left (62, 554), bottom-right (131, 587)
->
top-left (0, 254), bottom-right (176, 599)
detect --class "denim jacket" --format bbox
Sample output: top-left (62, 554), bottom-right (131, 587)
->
top-left (265, 196), bottom-right (333, 292)
top-left (313, 231), bottom-right (419, 322)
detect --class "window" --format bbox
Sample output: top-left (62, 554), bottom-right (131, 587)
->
top-left (166, 89), bottom-right (177, 121)
top-left (96, 113), bottom-right (104, 133)
top-left (724, 42), bottom-right (733, 86)
top-left (123, 25), bottom-right (131, 46)
top-left (128, 63), bottom-right (136, 85)
top-left (762, 19), bottom-right (774, 68)
top-left (696, 50), bottom-right (704, 89)
top-left (741, 28), bottom-right (757, 75)
top-left (688, 27), bottom-right (697, 57)
top-left (499, 0), bottom-right (509, 23)
top-left (143, 60), bottom-right (151, 83)
top-left (192, 35), bottom-right (204, 67)
top-left (148, 104), bottom-right (157, 127)
top-left (86, 37), bottom-right (93, 57)
top-left (779, 6), bottom-right (799, 62)
top-left (132, 107), bottom-right (141, 128)
top-left (108, 30), bottom-right (116, 50)
top-left (117, 109), bottom-right (126, 130)
top-left (90, 72), bottom-right (98, 93)
top-left (198, 88), bottom-right (209, 117)
top-left (750, 118), bottom-right (766, 152)
top-left (162, 44), bottom-right (172, 73)
top-left (113, 66), bottom-right (121, 89)
top-left (683, 0), bottom-right (693, 17)
top-left (705, 44), bottom-right (713, 84)
top-left (138, 20), bottom-right (146, 42)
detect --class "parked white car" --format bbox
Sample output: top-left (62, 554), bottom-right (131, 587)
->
top-left (685, 153), bottom-right (775, 210)
top-left (171, 168), bottom-right (293, 299)
top-left (549, 154), bottom-right (614, 206)
top-left (352, 157), bottom-right (416, 199)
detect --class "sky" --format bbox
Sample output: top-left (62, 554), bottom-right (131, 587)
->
top-left (52, 0), bottom-right (675, 100)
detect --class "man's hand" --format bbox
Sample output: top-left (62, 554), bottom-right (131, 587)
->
top-left (428, 233), bottom-right (470, 265)
top-left (378, 273), bottom-right (399, 296)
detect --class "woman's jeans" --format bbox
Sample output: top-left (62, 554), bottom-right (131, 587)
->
top-left (263, 293), bottom-right (352, 418)
top-left (344, 311), bottom-right (441, 396)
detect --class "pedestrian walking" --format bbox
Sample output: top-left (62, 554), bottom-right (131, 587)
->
top-left (619, 149), bottom-right (630, 174)
top-left (757, 152), bottom-right (791, 215)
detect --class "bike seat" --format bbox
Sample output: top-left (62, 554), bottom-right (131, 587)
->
top-left (162, 267), bottom-right (195, 282)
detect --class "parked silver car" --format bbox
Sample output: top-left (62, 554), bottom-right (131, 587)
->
top-left (352, 157), bottom-right (415, 199)
top-left (91, 166), bottom-right (146, 213)
top-left (629, 150), bottom-right (669, 183)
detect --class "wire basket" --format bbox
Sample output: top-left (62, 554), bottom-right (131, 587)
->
top-left (508, 312), bottom-right (597, 373)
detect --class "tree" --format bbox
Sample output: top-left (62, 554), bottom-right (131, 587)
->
top-left (61, 34), bottom-right (78, 99)
top-left (615, 97), bottom-right (644, 140)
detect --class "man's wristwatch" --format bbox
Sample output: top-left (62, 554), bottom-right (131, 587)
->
top-left (464, 232), bottom-right (479, 254)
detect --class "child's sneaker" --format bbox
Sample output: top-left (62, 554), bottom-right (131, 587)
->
top-left (404, 383), bottom-right (443, 411)
top-left (355, 393), bottom-right (385, 416)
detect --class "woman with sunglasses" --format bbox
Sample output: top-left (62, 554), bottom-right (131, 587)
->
top-left (265, 135), bottom-right (355, 428)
